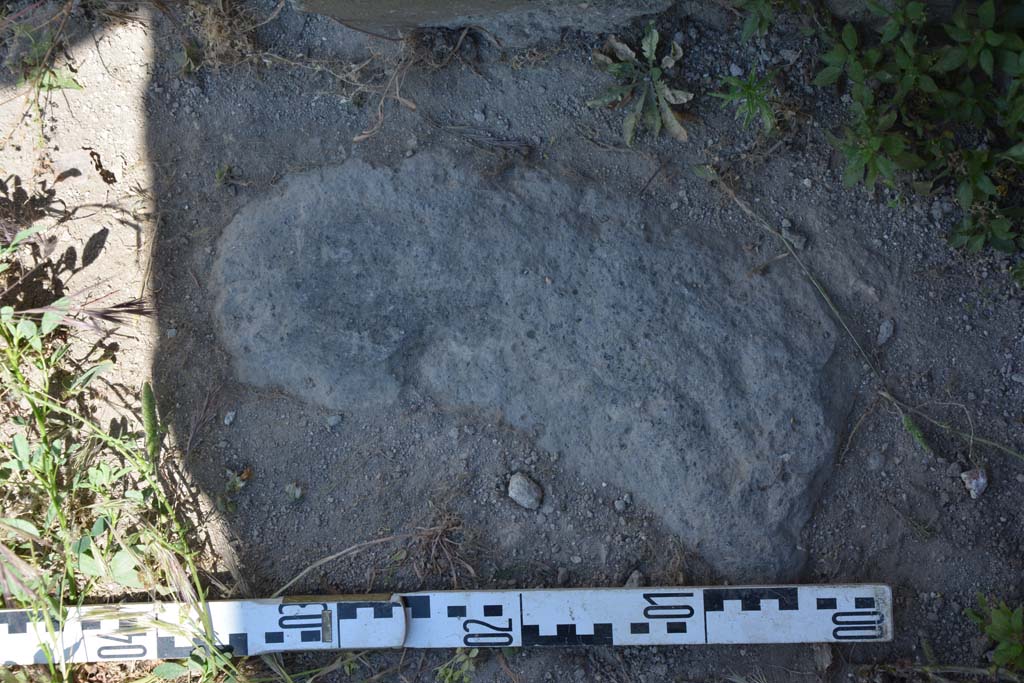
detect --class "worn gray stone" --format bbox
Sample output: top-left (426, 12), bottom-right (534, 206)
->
top-left (212, 154), bottom-right (850, 580)
top-left (877, 319), bottom-right (895, 346)
top-left (508, 472), bottom-right (544, 510)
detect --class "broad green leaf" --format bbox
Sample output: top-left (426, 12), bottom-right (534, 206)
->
top-left (976, 173), bottom-right (997, 196)
top-left (985, 30), bottom-right (1004, 46)
top-left (842, 23), bottom-right (858, 51)
top-left (658, 95), bottom-right (689, 143)
top-left (68, 362), bottom-right (112, 393)
top-left (77, 550), bottom-right (104, 578)
top-left (848, 60), bottom-right (866, 83)
top-left (956, 180), bottom-right (973, 207)
top-left (643, 86), bottom-right (661, 137)
top-left (813, 65), bottom-right (842, 86)
top-left (933, 46), bottom-right (967, 72)
top-left (623, 87), bottom-right (646, 146)
top-left (821, 45), bottom-right (848, 66)
top-left (980, 49), bottom-right (994, 77)
top-left (0, 307), bottom-right (12, 323)
top-left (12, 434), bottom-right (30, 464)
top-left (641, 24), bottom-right (659, 64)
top-left (875, 155), bottom-right (896, 180)
top-left (37, 69), bottom-right (83, 91)
top-left (741, 13), bottom-right (759, 42)
top-left (880, 21), bottom-right (901, 43)
top-left (152, 663), bottom-right (189, 680)
top-left (0, 518), bottom-right (41, 539)
top-left (15, 319), bottom-right (37, 343)
top-left (865, 162), bottom-right (879, 188)
top-left (90, 516), bottom-right (108, 538)
top-left (40, 298), bottom-right (70, 335)
top-left (978, 0), bottom-right (995, 29)
top-left (110, 549), bottom-right (144, 589)
top-left (843, 157), bottom-right (866, 187)
top-left (1002, 141), bottom-right (1024, 163)
top-left (606, 62), bottom-right (636, 80)
top-left (918, 74), bottom-right (938, 93)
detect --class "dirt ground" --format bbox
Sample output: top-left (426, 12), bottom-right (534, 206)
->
top-left (1, 1), bottom-right (1022, 681)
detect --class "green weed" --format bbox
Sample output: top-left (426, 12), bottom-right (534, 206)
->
top-left (9, 24), bottom-right (82, 93)
top-left (588, 23), bottom-right (694, 146)
top-left (732, 0), bottom-right (778, 42)
top-left (712, 69), bottom-right (777, 133)
top-left (813, 0), bottom-right (1024, 282)
top-left (967, 596), bottom-right (1024, 672)
top-left (435, 648), bottom-right (480, 683)
top-left (0, 224), bottom-right (231, 681)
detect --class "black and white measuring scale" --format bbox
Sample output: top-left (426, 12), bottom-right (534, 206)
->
top-left (0, 584), bottom-right (892, 665)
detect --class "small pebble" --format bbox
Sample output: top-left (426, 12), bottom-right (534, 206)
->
top-left (960, 467), bottom-right (988, 499)
top-left (613, 499), bottom-right (627, 513)
top-left (326, 414), bottom-right (342, 428)
top-left (877, 319), bottom-right (895, 346)
top-left (508, 472), bottom-right (544, 510)
top-left (781, 226), bottom-right (807, 250)
top-left (1010, 373), bottom-right (1024, 384)
top-left (223, 410), bottom-right (236, 426)
top-left (165, 328), bottom-right (177, 338)
top-left (729, 63), bottom-right (743, 77)
top-left (570, 555), bottom-right (583, 564)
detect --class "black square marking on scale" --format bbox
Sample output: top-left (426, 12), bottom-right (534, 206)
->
top-left (228, 633), bottom-right (249, 656)
top-left (265, 632), bottom-right (284, 644)
top-left (817, 598), bottom-right (838, 610)
top-left (630, 623), bottom-right (650, 635)
top-left (483, 605), bottom-right (503, 617)
top-left (855, 597), bottom-right (876, 609)
top-left (0, 611), bottom-right (30, 634)
top-left (300, 630), bottom-right (320, 642)
top-left (447, 606), bottom-right (467, 618)
top-left (338, 602), bottom-right (395, 620)
top-left (666, 622), bottom-right (687, 634)
top-left (81, 620), bottom-right (101, 631)
top-left (406, 596), bottom-right (431, 619)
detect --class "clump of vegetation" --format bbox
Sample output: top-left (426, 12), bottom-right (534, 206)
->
top-left (967, 596), bottom-right (1024, 671)
top-left (1, 217), bottom-right (232, 681)
top-left (813, 0), bottom-right (1024, 281)
top-left (435, 648), bottom-right (480, 683)
top-left (712, 69), bottom-right (778, 134)
top-left (588, 23), bottom-right (694, 145)
top-left (732, 0), bottom-right (780, 42)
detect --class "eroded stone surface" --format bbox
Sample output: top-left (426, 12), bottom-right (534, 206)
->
top-left (212, 154), bottom-right (850, 579)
